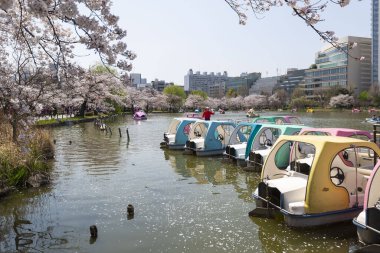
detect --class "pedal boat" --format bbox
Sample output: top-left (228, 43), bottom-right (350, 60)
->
top-left (300, 127), bottom-right (372, 140)
top-left (252, 115), bottom-right (302, 125)
top-left (161, 118), bottom-right (198, 150)
top-left (353, 160), bottom-right (380, 244)
top-left (185, 120), bottom-right (236, 156)
top-left (251, 135), bottom-right (380, 227)
top-left (133, 110), bottom-right (147, 120)
top-left (223, 123), bottom-right (262, 166)
top-left (246, 124), bottom-right (303, 170)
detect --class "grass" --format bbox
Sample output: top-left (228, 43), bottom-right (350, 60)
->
top-left (35, 115), bottom-right (100, 126)
top-left (0, 121), bottom-right (54, 189)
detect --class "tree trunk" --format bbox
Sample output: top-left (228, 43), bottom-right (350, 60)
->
top-left (79, 100), bottom-right (87, 117)
top-left (12, 117), bottom-right (18, 143)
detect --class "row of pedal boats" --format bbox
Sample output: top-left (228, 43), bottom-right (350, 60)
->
top-left (160, 115), bottom-right (380, 245)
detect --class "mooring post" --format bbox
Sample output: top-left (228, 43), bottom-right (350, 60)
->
top-left (90, 225), bottom-right (98, 238)
top-left (126, 128), bottom-right (130, 141)
top-left (108, 126), bottom-right (112, 135)
top-left (118, 128), bottom-right (122, 138)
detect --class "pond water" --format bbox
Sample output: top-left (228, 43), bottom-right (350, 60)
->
top-left (0, 111), bottom-right (374, 253)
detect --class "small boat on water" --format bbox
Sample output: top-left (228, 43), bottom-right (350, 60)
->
top-left (224, 122), bottom-right (262, 166)
top-left (250, 135), bottom-right (380, 227)
top-left (252, 115), bottom-right (302, 125)
top-left (352, 108), bottom-right (361, 113)
top-left (306, 108), bottom-right (314, 113)
top-left (185, 120), bottom-right (236, 156)
top-left (185, 112), bottom-right (202, 119)
top-left (133, 109), bottom-right (147, 120)
top-left (246, 124), bottom-right (303, 170)
top-left (353, 160), bottom-right (380, 245)
top-left (160, 118), bottom-right (197, 150)
top-left (219, 108), bottom-right (225, 114)
top-left (366, 117), bottom-right (380, 124)
top-left (246, 108), bottom-right (260, 118)
top-left (300, 127), bottom-right (372, 140)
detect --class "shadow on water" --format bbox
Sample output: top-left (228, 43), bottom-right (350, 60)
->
top-left (163, 149), bottom-right (261, 202)
top-left (0, 187), bottom-right (81, 253)
top-left (251, 216), bottom-right (361, 253)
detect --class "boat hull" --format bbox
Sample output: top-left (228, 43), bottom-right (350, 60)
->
top-left (185, 148), bottom-right (225, 156)
top-left (354, 219), bottom-right (380, 245)
top-left (167, 144), bottom-right (186, 150)
top-left (253, 194), bottom-right (362, 227)
top-left (133, 116), bottom-right (147, 120)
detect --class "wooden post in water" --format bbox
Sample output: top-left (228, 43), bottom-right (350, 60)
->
top-left (118, 128), bottom-right (122, 138)
top-left (90, 225), bottom-right (98, 238)
top-left (126, 128), bottom-right (130, 142)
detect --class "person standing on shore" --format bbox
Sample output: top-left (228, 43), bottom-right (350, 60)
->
top-left (202, 107), bottom-right (214, 121)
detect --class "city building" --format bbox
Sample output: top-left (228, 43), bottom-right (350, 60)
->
top-left (372, 0), bottom-right (379, 86)
top-left (249, 76), bottom-right (280, 95)
top-left (129, 73), bottom-right (148, 88)
top-left (184, 69), bottom-right (229, 95)
top-left (275, 68), bottom-right (306, 96)
top-left (302, 36), bottom-right (371, 98)
top-left (184, 69), bottom-right (260, 97)
top-left (228, 72), bottom-right (261, 96)
top-left (151, 79), bottom-right (173, 92)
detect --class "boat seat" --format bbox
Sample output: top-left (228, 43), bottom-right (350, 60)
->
top-left (367, 207), bottom-right (380, 230)
top-left (288, 201), bottom-right (305, 215)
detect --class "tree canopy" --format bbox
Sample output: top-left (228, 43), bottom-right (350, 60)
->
top-left (163, 85), bottom-right (186, 99)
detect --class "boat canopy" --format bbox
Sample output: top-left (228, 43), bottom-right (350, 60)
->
top-left (364, 160), bottom-right (380, 209)
top-left (300, 127), bottom-right (372, 140)
top-left (245, 124), bottom-right (303, 158)
top-left (228, 123), bottom-right (262, 146)
top-left (252, 115), bottom-right (302, 125)
top-left (261, 135), bottom-right (380, 213)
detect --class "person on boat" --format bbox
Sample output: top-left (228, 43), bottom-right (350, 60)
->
top-left (202, 107), bottom-right (214, 121)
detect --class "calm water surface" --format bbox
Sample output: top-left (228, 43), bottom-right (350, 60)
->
top-left (0, 111), bottom-right (374, 253)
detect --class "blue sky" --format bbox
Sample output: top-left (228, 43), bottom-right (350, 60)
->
top-left (104, 0), bottom-right (370, 85)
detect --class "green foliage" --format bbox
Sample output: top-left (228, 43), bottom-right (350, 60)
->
top-left (309, 64), bottom-right (317, 69)
top-left (358, 90), bottom-right (370, 102)
top-left (90, 64), bottom-right (118, 75)
top-left (163, 85), bottom-right (186, 99)
top-left (291, 88), bottom-right (304, 99)
top-left (289, 97), bottom-right (318, 109)
top-left (191, 90), bottom-right (208, 99)
top-left (226, 88), bottom-right (237, 98)
top-left (0, 128), bottom-right (53, 188)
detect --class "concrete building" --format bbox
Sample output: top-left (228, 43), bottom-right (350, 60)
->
top-left (275, 68), bottom-right (306, 96)
top-left (151, 79), bottom-right (173, 92)
top-left (373, 0), bottom-right (379, 86)
top-left (184, 69), bottom-right (260, 97)
top-left (249, 76), bottom-right (279, 95)
top-left (302, 36), bottom-right (371, 98)
top-left (208, 82), bottom-right (226, 98)
top-left (184, 69), bottom-right (229, 95)
top-left (228, 72), bottom-right (261, 96)
top-left (130, 73), bottom-right (148, 88)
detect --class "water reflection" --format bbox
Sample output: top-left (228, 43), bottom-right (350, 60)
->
top-left (163, 149), bottom-right (260, 201)
top-left (252, 216), bottom-right (359, 253)
top-left (0, 113), bottom-right (371, 252)
top-left (0, 188), bottom-right (81, 252)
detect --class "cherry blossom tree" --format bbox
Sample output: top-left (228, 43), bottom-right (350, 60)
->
top-left (329, 94), bottom-right (354, 108)
top-left (185, 94), bottom-right (206, 110)
top-left (205, 97), bottom-right (223, 110)
top-left (227, 96), bottom-right (244, 110)
top-left (225, 0), bottom-right (352, 54)
top-left (64, 66), bottom-right (126, 117)
top-left (0, 0), bottom-right (135, 77)
top-left (243, 94), bottom-right (268, 109)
